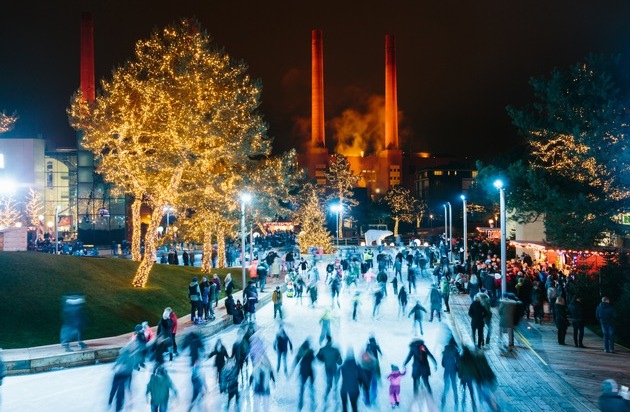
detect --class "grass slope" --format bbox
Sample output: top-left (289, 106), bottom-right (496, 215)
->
top-left (0, 252), bottom-right (245, 349)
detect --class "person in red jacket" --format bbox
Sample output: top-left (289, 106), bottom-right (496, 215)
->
top-left (168, 309), bottom-right (179, 357)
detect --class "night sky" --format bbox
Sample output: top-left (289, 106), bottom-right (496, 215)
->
top-left (2, 1), bottom-right (630, 160)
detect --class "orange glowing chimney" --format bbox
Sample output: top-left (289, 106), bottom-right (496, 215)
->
top-left (80, 12), bottom-right (95, 103)
top-left (385, 34), bottom-right (398, 150)
top-left (311, 29), bottom-right (325, 148)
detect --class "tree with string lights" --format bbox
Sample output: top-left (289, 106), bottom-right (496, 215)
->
top-left (0, 111), bottom-right (17, 134)
top-left (325, 154), bottom-right (360, 240)
top-left (294, 183), bottom-right (334, 254)
top-left (0, 194), bottom-right (22, 227)
top-left (503, 54), bottom-right (630, 248)
top-left (382, 185), bottom-right (414, 236)
top-left (69, 19), bottom-right (269, 287)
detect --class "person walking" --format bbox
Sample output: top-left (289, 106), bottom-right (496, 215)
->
top-left (272, 286), bottom-right (283, 320)
top-left (469, 294), bottom-right (487, 349)
top-left (365, 336), bottom-right (383, 404)
top-left (293, 339), bottom-right (316, 411)
top-left (408, 301), bottom-right (427, 336)
top-left (596, 296), bottom-right (617, 353)
top-left (478, 290), bottom-right (492, 345)
top-left (440, 337), bottom-right (460, 410)
top-left (208, 339), bottom-right (229, 392)
top-left (429, 284), bottom-right (442, 322)
top-left (273, 326), bottom-right (293, 376)
top-left (398, 286), bottom-right (409, 317)
top-left (316, 336), bottom-right (343, 402)
top-left (568, 296), bottom-right (586, 348)
top-left (498, 293), bottom-right (522, 351)
top-left (387, 364), bottom-right (406, 409)
top-left (440, 278), bottom-right (451, 313)
top-left (188, 277), bottom-right (203, 324)
top-left (339, 351), bottom-right (361, 412)
top-left (60, 293), bottom-right (88, 352)
top-left (554, 296), bottom-right (569, 345)
top-left (403, 338), bottom-right (438, 396)
top-left (146, 365), bottom-right (178, 412)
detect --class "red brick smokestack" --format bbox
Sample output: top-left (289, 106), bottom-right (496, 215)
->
top-left (385, 34), bottom-right (398, 150)
top-left (311, 29), bottom-right (325, 148)
top-left (80, 12), bottom-right (95, 103)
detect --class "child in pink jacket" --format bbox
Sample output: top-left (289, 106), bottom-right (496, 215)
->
top-left (387, 364), bottom-right (407, 408)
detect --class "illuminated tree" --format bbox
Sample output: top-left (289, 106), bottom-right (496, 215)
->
top-left (294, 183), bottom-right (333, 253)
top-left (0, 194), bottom-right (22, 227)
top-left (483, 55), bottom-right (630, 248)
top-left (0, 111), bottom-right (17, 134)
top-left (69, 19), bottom-right (269, 287)
top-left (382, 185), bottom-right (414, 236)
top-left (25, 187), bottom-right (44, 228)
top-left (325, 154), bottom-right (360, 239)
top-left (413, 198), bottom-right (428, 229)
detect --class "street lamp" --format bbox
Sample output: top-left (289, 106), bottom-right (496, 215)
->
top-left (446, 202), bottom-right (453, 262)
top-left (461, 195), bottom-right (467, 265)
top-left (54, 205), bottom-right (61, 254)
top-left (163, 206), bottom-right (175, 234)
top-left (240, 193), bottom-right (252, 292)
top-left (429, 214), bottom-right (433, 231)
top-left (494, 179), bottom-right (507, 297)
top-left (331, 203), bottom-right (342, 246)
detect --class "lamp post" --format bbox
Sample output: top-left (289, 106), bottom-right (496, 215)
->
top-left (461, 195), bottom-right (467, 265)
top-left (494, 179), bottom-right (507, 297)
top-left (446, 201), bottom-right (453, 262)
top-left (443, 204), bottom-right (448, 243)
top-left (429, 214), bottom-right (433, 231)
top-left (164, 206), bottom-right (174, 234)
top-left (54, 205), bottom-right (61, 254)
top-left (331, 203), bottom-right (342, 247)
top-left (240, 193), bottom-right (251, 292)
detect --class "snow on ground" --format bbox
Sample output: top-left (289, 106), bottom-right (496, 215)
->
top-left (3, 260), bottom-right (457, 412)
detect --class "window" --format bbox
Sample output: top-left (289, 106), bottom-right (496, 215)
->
top-left (434, 171), bottom-right (443, 176)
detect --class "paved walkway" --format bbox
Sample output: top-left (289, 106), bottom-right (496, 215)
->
top-left (446, 290), bottom-right (629, 411)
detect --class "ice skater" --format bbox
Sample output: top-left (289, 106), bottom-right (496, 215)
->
top-left (408, 300), bottom-right (427, 336)
top-left (273, 325), bottom-right (293, 376)
top-left (387, 364), bottom-right (407, 408)
top-left (293, 339), bottom-right (316, 411)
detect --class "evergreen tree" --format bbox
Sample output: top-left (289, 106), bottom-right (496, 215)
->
top-left (325, 154), bottom-right (360, 239)
top-left (294, 183), bottom-right (333, 253)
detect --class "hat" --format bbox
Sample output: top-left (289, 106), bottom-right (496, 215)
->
top-left (134, 324), bottom-right (143, 333)
top-left (276, 286), bottom-right (280, 290)
top-left (193, 276), bottom-right (198, 282)
top-left (391, 364), bottom-right (399, 371)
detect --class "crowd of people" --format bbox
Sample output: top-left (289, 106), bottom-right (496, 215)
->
top-left (90, 234), bottom-right (627, 411)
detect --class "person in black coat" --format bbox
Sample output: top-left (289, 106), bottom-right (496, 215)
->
top-left (440, 337), bottom-right (460, 409)
top-left (294, 339), bottom-right (316, 411)
top-left (599, 379), bottom-right (630, 412)
top-left (554, 296), bottom-right (569, 345)
top-left (568, 296), bottom-right (586, 347)
top-left (339, 351), bottom-right (361, 412)
top-left (208, 339), bottom-right (229, 392)
top-left (468, 295), bottom-right (487, 348)
top-left (468, 296), bottom-right (486, 348)
top-left (403, 338), bottom-right (438, 395)
top-left (273, 326), bottom-right (293, 376)
top-left (316, 336), bottom-right (343, 401)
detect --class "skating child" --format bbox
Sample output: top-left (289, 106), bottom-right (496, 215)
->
top-left (387, 364), bottom-right (406, 408)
